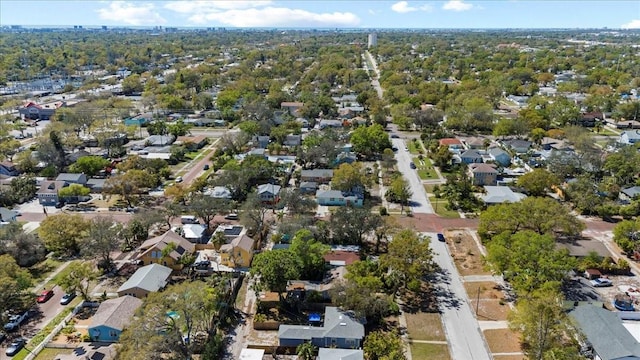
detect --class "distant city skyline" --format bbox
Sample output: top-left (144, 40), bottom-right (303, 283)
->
top-left (1, 1), bottom-right (639, 30)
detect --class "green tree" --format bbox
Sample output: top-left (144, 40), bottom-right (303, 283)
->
top-left (188, 195), bottom-right (231, 230)
top-left (168, 119), bottom-right (191, 137)
top-left (329, 206), bottom-right (382, 246)
top-left (613, 219), bottom-right (640, 254)
top-left (296, 342), bottom-right (316, 360)
top-left (122, 73), bottom-right (144, 94)
top-left (330, 280), bottom-right (393, 325)
top-left (69, 156), bottom-right (110, 176)
top-left (382, 229), bottom-right (434, 292)
top-left (386, 176), bottom-right (413, 214)
top-left (350, 124), bottom-right (392, 159)
top-left (289, 229), bottom-right (330, 280)
top-left (516, 169), bottom-right (560, 197)
top-left (332, 162), bottom-right (371, 192)
top-left (431, 145), bottom-right (453, 169)
top-left (363, 330), bottom-right (406, 360)
top-left (0, 254), bottom-right (33, 313)
top-left (58, 183), bottom-right (91, 199)
top-left (81, 217), bottom-right (123, 272)
top-left (56, 262), bottom-right (99, 301)
top-left (251, 250), bottom-right (301, 297)
top-left (38, 213), bottom-right (90, 256)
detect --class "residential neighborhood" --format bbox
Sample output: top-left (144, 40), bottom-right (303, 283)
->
top-left (0, 20), bottom-right (639, 360)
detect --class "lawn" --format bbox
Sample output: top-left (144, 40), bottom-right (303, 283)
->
top-left (483, 329), bottom-right (522, 354)
top-left (428, 197), bottom-right (460, 218)
top-left (407, 140), bottom-right (423, 155)
top-left (415, 157), bottom-right (439, 180)
top-left (29, 258), bottom-right (63, 287)
top-left (34, 348), bottom-right (73, 360)
top-left (404, 312), bottom-right (446, 341)
top-left (410, 343), bottom-right (451, 360)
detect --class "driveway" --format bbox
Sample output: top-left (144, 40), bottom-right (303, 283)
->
top-left (392, 138), bottom-right (434, 214)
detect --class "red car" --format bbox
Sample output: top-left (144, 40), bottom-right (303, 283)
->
top-left (36, 290), bottom-right (54, 303)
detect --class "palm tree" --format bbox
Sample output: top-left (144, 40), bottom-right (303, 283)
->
top-left (296, 342), bottom-right (316, 360)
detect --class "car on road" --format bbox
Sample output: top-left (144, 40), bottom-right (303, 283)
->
top-left (410, 162), bottom-right (417, 169)
top-left (175, 176), bottom-right (183, 183)
top-left (203, 164), bottom-right (210, 170)
top-left (0, 332), bottom-right (6, 344)
top-left (36, 289), bottom-right (54, 303)
top-left (590, 278), bottom-right (613, 287)
top-left (391, 134), bottom-right (399, 138)
top-left (437, 233), bottom-right (446, 242)
top-left (5, 338), bottom-right (26, 357)
top-left (60, 293), bottom-right (77, 305)
top-left (4, 312), bottom-right (28, 332)
top-left (404, 146), bottom-right (409, 151)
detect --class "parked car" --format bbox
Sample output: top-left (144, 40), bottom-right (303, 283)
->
top-left (590, 278), bottom-right (613, 287)
top-left (175, 176), bottom-right (183, 183)
top-left (203, 164), bottom-right (210, 170)
top-left (5, 338), bottom-right (26, 357)
top-left (60, 293), bottom-right (77, 305)
top-left (410, 162), bottom-right (417, 169)
top-left (391, 134), bottom-right (399, 138)
top-left (4, 312), bottom-right (28, 332)
top-left (224, 213), bottom-right (239, 220)
top-left (437, 233), bottom-right (446, 242)
top-left (36, 289), bottom-right (54, 303)
top-left (0, 332), bottom-right (6, 344)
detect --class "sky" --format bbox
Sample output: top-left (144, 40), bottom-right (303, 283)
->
top-left (1, 1), bottom-right (639, 29)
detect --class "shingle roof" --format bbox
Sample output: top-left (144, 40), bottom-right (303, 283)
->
top-left (278, 307), bottom-right (364, 341)
top-left (481, 186), bottom-right (526, 204)
top-left (622, 186), bottom-right (640, 199)
top-left (139, 230), bottom-right (195, 261)
top-left (90, 296), bottom-right (142, 331)
top-left (117, 264), bottom-right (172, 294)
top-left (318, 348), bottom-right (363, 360)
top-left (570, 305), bottom-right (640, 360)
top-left (257, 184), bottom-right (281, 195)
top-left (301, 169), bottom-right (334, 178)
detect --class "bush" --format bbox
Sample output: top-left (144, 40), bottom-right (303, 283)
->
top-left (379, 207), bottom-right (388, 216)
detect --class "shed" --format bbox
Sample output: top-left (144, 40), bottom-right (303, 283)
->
top-left (117, 263), bottom-right (172, 298)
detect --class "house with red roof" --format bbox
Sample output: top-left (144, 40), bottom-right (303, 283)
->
top-left (439, 138), bottom-right (464, 150)
top-left (19, 100), bottom-right (66, 120)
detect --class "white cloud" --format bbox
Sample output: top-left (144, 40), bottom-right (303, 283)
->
top-left (391, 1), bottom-right (418, 13)
top-left (419, 4), bottom-right (434, 12)
top-left (621, 19), bottom-right (640, 29)
top-left (165, 1), bottom-right (359, 27)
top-left (442, 0), bottom-right (473, 11)
top-left (97, 1), bottom-right (166, 25)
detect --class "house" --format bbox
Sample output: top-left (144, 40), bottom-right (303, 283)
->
top-left (439, 138), bottom-right (464, 150)
top-left (220, 234), bottom-right (256, 268)
top-left (240, 349), bottom-right (266, 360)
top-left (579, 112), bottom-right (604, 127)
top-left (205, 186), bottom-right (233, 199)
top-left (459, 150), bottom-right (483, 164)
top-left (480, 186), bottom-right (526, 205)
top-left (247, 148), bottom-right (267, 158)
top-left (55, 173), bottom-right (88, 185)
top-left (86, 178), bottom-right (106, 193)
top-left (468, 164), bottom-right (498, 186)
top-left (281, 102), bottom-right (304, 117)
top-left (556, 238), bottom-right (612, 258)
top-left (145, 135), bottom-right (175, 147)
top-left (569, 304), bottom-right (640, 360)
top-left (333, 152), bottom-right (358, 166)
top-left (283, 134), bottom-right (302, 147)
top-left (88, 296), bottom-right (143, 342)
top-left (613, 120), bottom-right (640, 130)
top-left (37, 180), bottom-right (66, 206)
top-left (137, 230), bottom-right (196, 270)
top-left (123, 113), bottom-right (153, 127)
top-left (19, 101), bottom-right (65, 120)
top-left (465, 137), bottom-right (487, 150)
top-left (316, 189), bottom-right (363, 207)
top-left (300, 181), bottom-right (318, 194)
top-left (301, 169), bottom-right (334, 183)
top-left (620, 186), bottom-right (640, 203)
top-left (0, 162), bottom-right (19, 177)
top-left (319, 119), bottom-right (343, 129)
top-left (0, 207), bottom-right (18, 222)
top-left (257, 184), bottom-right (281, 204)
top-left (253, 135), bottom-right (270, 149)
top-left (502, 139), bottom-right (532, 154)
top-left (278, 306), bottom-right (365, 349)
top-left (116, 264), bottom-right (172, 298)
top-left (323, 250), bottom-right (360, 266)
top-left (619, 131), bottom-right (640, 145)
top-left (175, 135), bottom-right (207, 150)
top-left (182, 224), bottom-right (207, 244)
top-left (318, 348), bottom-right (364, 360)
top-left (541, 137), bottom-right (571, 151)
top-left (487, 148), bottom-right (511, 167)
top-left (506, 95), bottom-right (529, 108)
top-left (212, 225), bottom-right (245, 243)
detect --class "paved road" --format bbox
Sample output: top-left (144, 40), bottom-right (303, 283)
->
top-left (392, 138), bottom-right (434, 214)
top-left (0, 286), bottom-right (67, 360)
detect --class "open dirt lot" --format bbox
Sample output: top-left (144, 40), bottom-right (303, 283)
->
top-left (404, 312), bottom-right (446, 342)
top-left (445, 229), bottom-right (490, 276)
top-left (585, 274), bottom-right (640, 309)
top-left (493, 355), bottom-right (527, 360)
top-left (483, 329), bottom-right (522, 354)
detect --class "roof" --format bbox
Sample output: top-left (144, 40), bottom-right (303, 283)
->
top-left (279, 306), bottom-right (364, 341)
top-left (55, 173), bottom-right (86, 183)
top-left (90, 295), bottom-right (143, 331)
top-left (316, 189), bottom-right (345, 198)
top-left (281, 102), bottom-right (304, 107)
top-left (469, 163), bottom-right (498, 174)
top-left (570, 305), bottom-right (640, 360)
top-left (139, 230), bottom-right (195, 261)
top-left (439, 138), bottom-right (463, 146)
top-left (323, 250), bottom-right (360, 266)
top-left (503, 139), bottom-right (532, 150)
top-left (481, 186), bottom-right (526, 204)
top-left (182, 224), bottom-right (206, 239)
top-left (239, 349), bottom-right (265, 360)
top-left (37, 180), bottom-right (66, 195)
top-left (176, 135), bottom-right (207, 144)
top-left (622, 186), bottom-right (640, 198)
top-left (145, 134), bottom-right (175, 146)
top-left (222, 234), bottom-right (255, 253)
top-left (460, 150), bottom-right (482, 159)
top-left (204, 186), bottom-right (232, 199)
top-left (0, 207), bottom-right (18, 222)
top-left (556, 238), bottom-right (612, 258)
top-left (117, 264), bottom-right (172, 294)
top-left (487, 147), bottom-right (510, 158)
top-left (300, 181), bottom-right (318, 189)
top-left (257, 183), bottom-right (281, 195)
top-left (301, 169), bottom-right (334, 178)
top-left (318, 348), bottom-right (364, 360)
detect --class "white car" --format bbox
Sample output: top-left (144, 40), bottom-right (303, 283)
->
top-left (175, 176), bottom-right (183, 183)
top-left (590, 278), bottom-right (613, 287)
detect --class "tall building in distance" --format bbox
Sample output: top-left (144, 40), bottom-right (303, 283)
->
top-left (368, 33), bottom-right (377, 49)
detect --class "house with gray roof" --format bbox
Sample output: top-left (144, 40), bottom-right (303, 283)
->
top-left (480, 186), bottom-right (526, 205)
top-left (278, 306), bottom-right (364, 349)
top-left (318, 348), bottom-right (363, 360)
top-left (117, 263), bottom-right (172, 298)
top-left (257, 184), bottom-right (281, 203)
top-left (145, 134), bottom-right (175, 146)
top-left (621, 186), bottom-right (640, 203)
top-left (301, 169), bottom-right (334, 183)
top-left (0, 207), bottom-right (18, 223)
top-left (487, 148), bottom-right (511, 167)
top-left (55, 173), bottom-right (88, 185)
top-left (88, 296), bottom-right (143, 342)
top-left (459, 150), bottom-right (483, 164)
top-left (620, 131), bottom-right (640, 145)
top-left (316, 189), bottom-right (363, 207)
top-left (502, 139), bottom-right (532, 154)
top-left (570, 304), bottom-right (640, 360)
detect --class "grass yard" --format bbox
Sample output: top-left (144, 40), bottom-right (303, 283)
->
top-left (483, 329), bottom-right (522, 354)
top-left (404, 312), bottom-right (446, 341)
top-left (34, 348), bottom-right (73, 360)
top-left (445, 229), bottom-right (490, 276)
top-left (428, 196), bottom-right (460, 218)
top-left (410, 343), bottom-right (451, 360)
top-left (29, 258), bottom-right (63, 286)
top-left (408, 140), bottom-right (423, 155)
